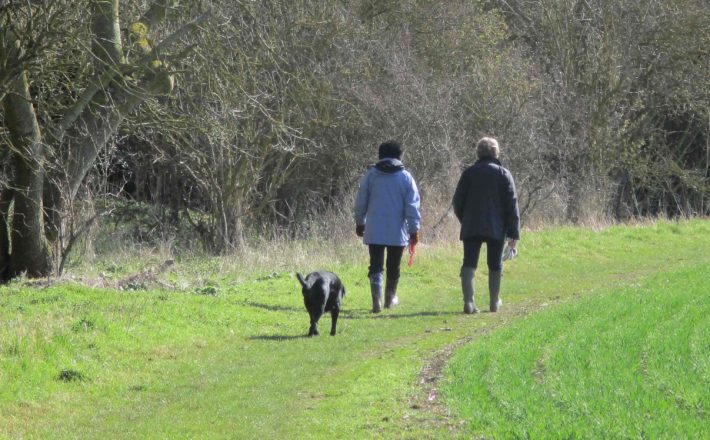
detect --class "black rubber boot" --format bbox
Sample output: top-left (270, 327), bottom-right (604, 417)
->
top-left (384, 277), bottom-right (399, 308)
top-left (370, 272), bottom-right (383, 313)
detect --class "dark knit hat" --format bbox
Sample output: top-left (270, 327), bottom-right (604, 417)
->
top-left (378, 141), bottom-right (403, 159)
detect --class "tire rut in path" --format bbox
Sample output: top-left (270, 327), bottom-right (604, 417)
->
top-left (403, 299), bottom-right (563, 436)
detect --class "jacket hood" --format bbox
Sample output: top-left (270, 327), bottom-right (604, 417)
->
top-left (374, 158), bottom-right (405, 174)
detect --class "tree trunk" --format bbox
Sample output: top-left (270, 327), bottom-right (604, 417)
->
top-left (3, 71), bottom-right (51, 277)
top-left (0, 187), bottom-right (13, 279)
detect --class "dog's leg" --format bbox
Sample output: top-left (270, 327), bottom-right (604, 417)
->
top-left (330, 307), bottom-right (339, 336)
top-left (308, 311), bottom-right (320, 336)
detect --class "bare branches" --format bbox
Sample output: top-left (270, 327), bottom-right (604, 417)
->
top-left (1, 0), bottom-right (707, 279)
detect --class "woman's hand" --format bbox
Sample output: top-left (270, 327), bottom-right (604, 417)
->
top-left (409, 230), bottom-right (420, 246)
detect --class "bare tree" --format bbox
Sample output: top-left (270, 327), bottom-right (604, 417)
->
top-left (0, 0), bottom-right (208, 279)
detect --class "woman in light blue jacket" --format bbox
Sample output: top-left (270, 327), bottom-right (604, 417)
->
top-left (354, 141), bottom-right (421, 313)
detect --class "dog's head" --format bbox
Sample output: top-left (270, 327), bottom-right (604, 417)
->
top-left (297, 272), bottom-right (330, 298)
top-left (296, 272), bottom-right (316, 295)
top-left (296, 272), bottom-right (308, 293)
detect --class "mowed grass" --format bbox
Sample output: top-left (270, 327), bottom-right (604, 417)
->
top-left (0, 219), bottom-right (709, 438)
top-left (443, 263), bottom-right (710, 439)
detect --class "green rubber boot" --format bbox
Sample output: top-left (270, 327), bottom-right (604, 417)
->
top-left (489, 270), bottom-right (503, 312)
top-left (461, 266), bottom-right (479, 314)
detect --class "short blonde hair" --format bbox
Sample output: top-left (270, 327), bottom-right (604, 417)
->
top-left (476, 137), bottom-right (499, 159)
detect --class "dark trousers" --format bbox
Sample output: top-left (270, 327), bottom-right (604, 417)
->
top-left (368, 245), bottom-right (405, 279)
top-left (463, 236), bottom-right (504, 271)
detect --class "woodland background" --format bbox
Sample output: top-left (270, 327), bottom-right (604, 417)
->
top-left (1, 0), bottom-right (708, 279)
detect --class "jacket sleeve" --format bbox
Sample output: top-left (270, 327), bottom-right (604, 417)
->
top-left (404, 173), bottom-right (421, 234)
top-left (353, 170), bottom-right (370, 225)
top-left (503, 169), bottom-right (520, 240)
top-left (452, 171), bottom-right (467, 222)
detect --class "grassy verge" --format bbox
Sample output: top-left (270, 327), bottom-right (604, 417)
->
top-left (1, 219), bottom-right (708, 438)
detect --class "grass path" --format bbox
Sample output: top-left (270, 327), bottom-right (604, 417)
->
top-left (1, 220), bottom-right (708, 438)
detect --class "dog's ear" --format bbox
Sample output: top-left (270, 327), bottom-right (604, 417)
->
top-left (296, 273), bottom-right (307, 289)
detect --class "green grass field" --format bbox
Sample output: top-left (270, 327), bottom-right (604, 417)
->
top-left (443, 264), bottom-right (709, 439)
top-left (1, 220), bottom-right (708, 438)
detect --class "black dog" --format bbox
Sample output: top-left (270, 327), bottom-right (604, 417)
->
top-left (296, 271), bottom-right (345, 336)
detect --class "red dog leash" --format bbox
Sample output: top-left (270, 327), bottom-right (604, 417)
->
top-left (408, 242), bottom-right (416, 267)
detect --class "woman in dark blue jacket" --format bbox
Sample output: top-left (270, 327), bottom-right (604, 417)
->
top-left (452, 137), bottom-right (519, 314)
top-left (354, 141), bottom-right (421, 313)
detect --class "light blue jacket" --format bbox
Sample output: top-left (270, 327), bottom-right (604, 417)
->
top-left (353, 158), bottom-right (421, 246)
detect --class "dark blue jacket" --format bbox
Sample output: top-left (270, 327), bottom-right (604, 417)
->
top-left (452, 157), bottom-right (520, 241)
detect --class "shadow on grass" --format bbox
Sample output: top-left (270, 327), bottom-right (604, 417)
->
top-left (339, 309), bottom-right (460, 320)
top-left (244, 302), bottom-right (369, 320)
top-left (247, 310), bottom-right (462, 342)
top-left (248, 334), bottom-right (310, 341)
top-left (244, 303), bottom-right (365, 320)
top-left (368, 310), bottom-right (460, 319)
top-left (244, 301), bottom-right (460, 321)
top-left (243, 301), bottom-right (301, 313)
